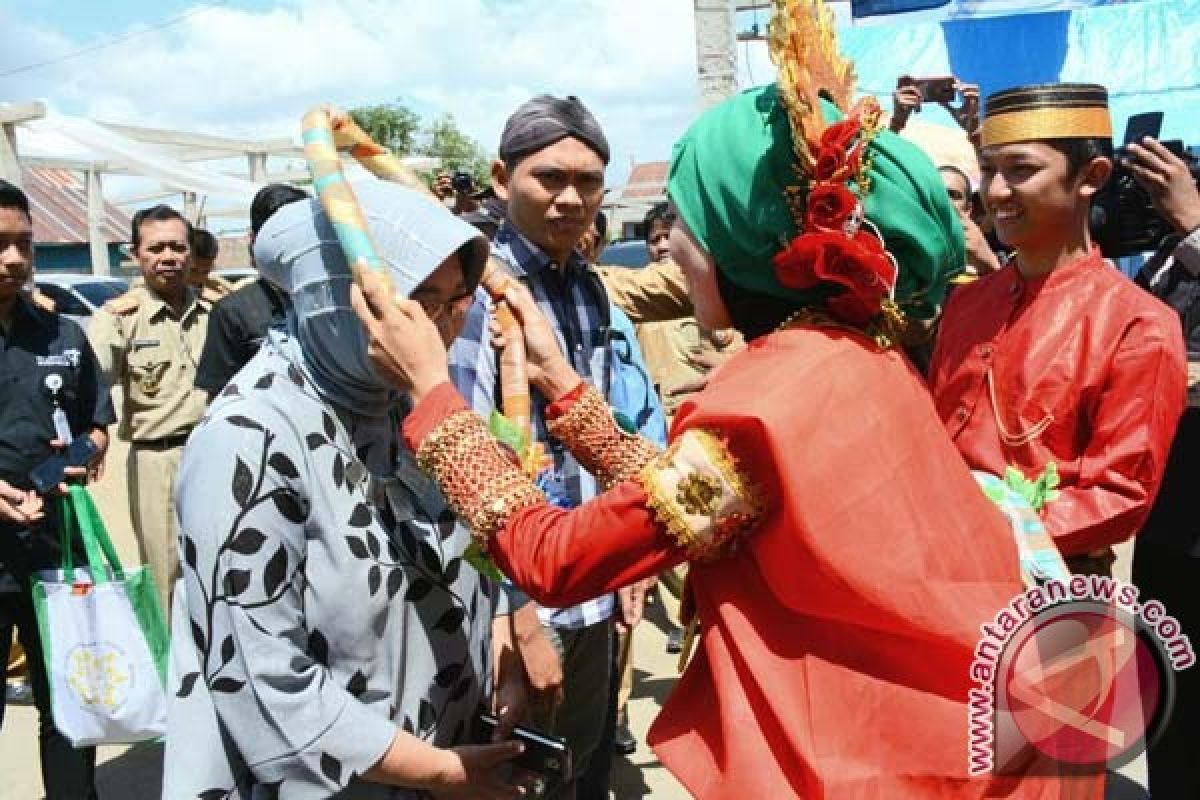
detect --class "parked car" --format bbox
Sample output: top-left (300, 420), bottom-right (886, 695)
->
top-left (600, 239), bottom-right (649, 269)
top-left (34, 274), bottom-right (130, 328)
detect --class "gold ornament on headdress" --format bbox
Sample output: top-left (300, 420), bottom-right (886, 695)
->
top-left (767, 0), bottom-right (858, 172)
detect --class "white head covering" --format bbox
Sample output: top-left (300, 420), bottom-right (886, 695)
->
top-left (252, 181), bottom-right (488, 415)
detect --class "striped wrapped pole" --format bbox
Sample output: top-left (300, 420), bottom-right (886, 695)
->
top-left (300, 106), bottom-right (537, 471)
top-left (301, 107), bottom-right (390, 292)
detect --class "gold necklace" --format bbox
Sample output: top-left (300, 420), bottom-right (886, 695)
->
top-left (775, 302), bottom-right (906, 350)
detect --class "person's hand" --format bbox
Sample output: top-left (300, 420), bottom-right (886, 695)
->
top-left (615, 577), bottom-right (654, 634)
top-left (512, 603), bottom-right (564, 717)
top-left (428, 742), bottom-right (527, 800)
top-left (941, 81), bottom-right (980, 136)
top-left (1124, 138), bottom-right (1200, 235)
top-left (491, 283), bottom-right (579, 401)
top-left (890, 77), bottom-right (922, 133)
top-left (959, 210), bottom-right (1002, 276)
top-left (86, 428), bottom-right (108, 482)
top-left (351, 269), bottom-right (451, 405)
top-left (433, 172), bottom-right (455, 201)
top-left (0, 480), bottom-right (45, 525)
top-left (685, 346), bottom-right (733, 374)
top-left (491, 616), bottom-right (530, 743)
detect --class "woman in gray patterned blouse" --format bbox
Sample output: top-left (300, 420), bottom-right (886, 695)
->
top-left (165, 182), bottom-right (528, 799)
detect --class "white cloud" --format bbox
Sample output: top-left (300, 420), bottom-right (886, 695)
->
top-left (0, 0), bottom-right (708, 186)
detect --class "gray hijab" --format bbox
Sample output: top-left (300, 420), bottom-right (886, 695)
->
top-left (252, 181), bottom-right (488, 417)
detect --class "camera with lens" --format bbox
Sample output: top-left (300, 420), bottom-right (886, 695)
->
top-left (1092, 111), bottom-right (1199, 257)
top-left (451, 171), bottom-right (475, 194)
top-left (1094, 140), bottom-right (1197, 258)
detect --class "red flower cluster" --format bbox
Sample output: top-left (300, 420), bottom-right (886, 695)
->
top-left (772, 116), bottom-right (895, 327)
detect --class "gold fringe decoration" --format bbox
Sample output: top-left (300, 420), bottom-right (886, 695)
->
top-left (767, 0), bottom-right (857, 172)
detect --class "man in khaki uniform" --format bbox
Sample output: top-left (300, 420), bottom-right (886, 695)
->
top-left (88, 205), bottom-right (210, 615)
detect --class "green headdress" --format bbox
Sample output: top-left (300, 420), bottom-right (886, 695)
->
top-left (667, 0), bottom-right (964, 340)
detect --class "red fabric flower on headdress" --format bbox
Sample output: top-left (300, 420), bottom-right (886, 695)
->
top-left (805, 184), bottom-right (858, 232)
top-left (773, 227), bottom-right (896, 326)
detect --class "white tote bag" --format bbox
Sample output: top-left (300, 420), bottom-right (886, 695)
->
top-left (31, 486), bottom-right (168, 746)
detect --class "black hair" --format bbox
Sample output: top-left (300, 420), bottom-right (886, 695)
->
top-left (594, 210), bottom-right (608, 240)
top-left (250, 183), bottom-right (309, 236)
top-left (131, 204), bottom-right (192, 249)
top-left (191, 228), bottom-right (219, 260)
top-left (642, 202), bottom-right (675, 242)
top-left (1047, 137), bottom-right (1114, 182)
top-left (0, 178), bottom-right (31, 220)
top-left (715, 268), bottom-right (802, 341)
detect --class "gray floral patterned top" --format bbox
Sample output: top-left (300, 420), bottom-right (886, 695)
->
top-left (165, 334), bottom-right (504, 799)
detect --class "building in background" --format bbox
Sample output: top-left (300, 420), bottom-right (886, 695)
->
top-left (22, 167), bottom-right (130, 274)
top-left (606, 160), bottom-right (667, 242)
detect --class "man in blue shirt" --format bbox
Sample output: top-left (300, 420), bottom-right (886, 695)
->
top-left (450, 95), bottom-right (664, 798)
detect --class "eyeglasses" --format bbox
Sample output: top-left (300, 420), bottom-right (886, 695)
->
top-left (414, 290), bottom-right (474, 323)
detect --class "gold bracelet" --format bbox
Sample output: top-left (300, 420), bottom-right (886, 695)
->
top-left (545, 384), bottom-right (660, 490)
top-left (416, 410), bottom-right (545, 541)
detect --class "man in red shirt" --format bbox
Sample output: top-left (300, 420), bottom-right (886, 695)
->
top-left (929, 83), bottom-right (1187, 575)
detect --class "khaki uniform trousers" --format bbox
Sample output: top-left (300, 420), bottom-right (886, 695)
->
top-left (127, 443), bottom-right (183, 617)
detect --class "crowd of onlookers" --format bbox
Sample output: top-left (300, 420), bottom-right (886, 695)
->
top-left (1, 69), bottom-right (1199, 800)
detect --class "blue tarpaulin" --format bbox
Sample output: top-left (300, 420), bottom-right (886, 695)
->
top-left (853, 0), bottom-right (1154, 21)
top-left (840, 0), bottom-right (1199, 144)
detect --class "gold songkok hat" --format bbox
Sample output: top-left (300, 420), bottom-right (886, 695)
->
top-left (980, 83), bottom-right (1112, 148)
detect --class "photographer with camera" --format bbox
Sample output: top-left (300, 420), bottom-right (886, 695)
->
top-left (889, 74), bottom-right (980, 138)
top-left (0, 179), bottom-right (113, 799)
top-left (1126, 135), bottom-right (1200, 799)
top-left (433, 169), bottom-right (483, 216)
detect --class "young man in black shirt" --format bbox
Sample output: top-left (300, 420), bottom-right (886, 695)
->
top-left (0, 179), bottom-right (114, 799)
top-left (194, 183), bottom-right (307, 398)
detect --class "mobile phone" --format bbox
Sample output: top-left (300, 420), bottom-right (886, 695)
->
top-left (912, 76), bottom-right (957, 105)
top-left (29, 437), bottom-right (99, 495)
top-left (1122, 111), bottom-right (1163, 146)
top-left (475, 711), bottom-right (572, 785)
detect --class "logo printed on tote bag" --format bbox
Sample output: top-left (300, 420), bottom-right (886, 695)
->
top-left (66, 642), bottom-right (132, 711)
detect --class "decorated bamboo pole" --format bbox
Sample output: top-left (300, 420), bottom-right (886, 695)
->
top-left (300, 106), bottom-right (537, 471)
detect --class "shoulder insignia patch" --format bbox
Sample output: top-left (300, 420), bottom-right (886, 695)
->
top-left (104, 292), bottom-right (140, 315)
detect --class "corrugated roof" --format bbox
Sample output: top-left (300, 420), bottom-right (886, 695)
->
top-left (621, 161), bottom-right (668, 200)
top-left (21, 167), bottom-right (131, 245)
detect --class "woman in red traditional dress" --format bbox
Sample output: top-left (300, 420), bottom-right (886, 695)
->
top-left (350, 5), bottom-right (1087, 796)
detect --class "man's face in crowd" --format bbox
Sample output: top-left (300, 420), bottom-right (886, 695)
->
top-left (188, 256), bottom-right (216, 288)
top-left (979, 141), bottom-right (1109, 251)
top-left (409, 253), bottom-right (474, 347)
top-left (939, 169), bottom-right (973, 216)
top-left (646, 219), bottom-right (672, 263)
top-left (494, 137), bottom-right (605, 261)
top-left (135, 218), bottom-right (191, 299)
top-left (0, 207), bottom-right (34, 306)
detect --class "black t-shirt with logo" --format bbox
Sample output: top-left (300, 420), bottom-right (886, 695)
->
top-left (0, 295), bottom-right (115, 584)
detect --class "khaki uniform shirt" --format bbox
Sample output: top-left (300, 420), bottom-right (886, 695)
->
top-left (599, 259), bottom-right (692, 323)
top-left (637, 319), bottom-right (742, 415)
top-left (87, 285), bottom-right (211, 442)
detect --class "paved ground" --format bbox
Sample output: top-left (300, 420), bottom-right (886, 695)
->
top-left (1, 426), bottom-right (689, 799)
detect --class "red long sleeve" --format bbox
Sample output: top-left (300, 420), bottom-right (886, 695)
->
top-left (490, 481), bottom-right (683, 607)
top-left (403, 380), bottom-right (683, 605)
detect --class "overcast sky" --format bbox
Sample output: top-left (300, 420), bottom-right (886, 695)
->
top-left (0, 0), bottom-right (790, 188)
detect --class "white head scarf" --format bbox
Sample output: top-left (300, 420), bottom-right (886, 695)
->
top-left (252, 181), bottom-right (488, 416)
